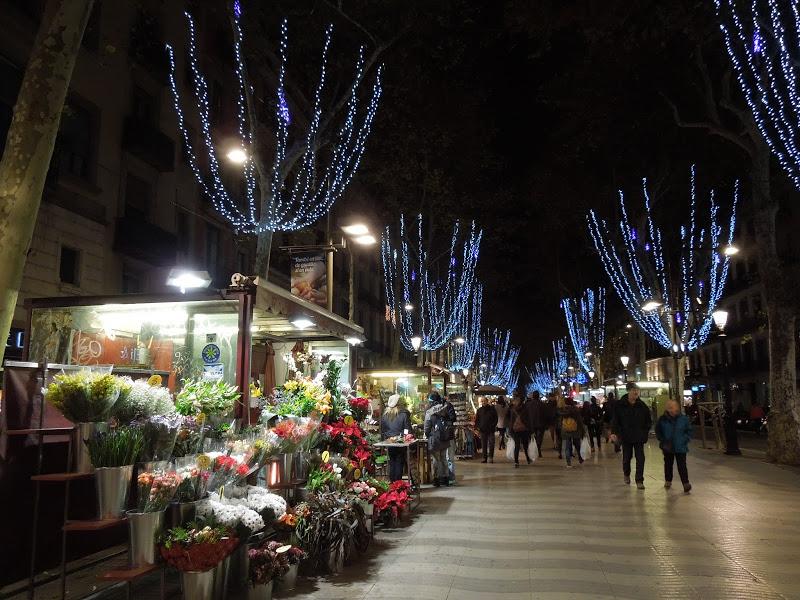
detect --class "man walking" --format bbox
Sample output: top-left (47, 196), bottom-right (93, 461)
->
top-left (604, 392), bottom-right (620, 453)
top-left (611, 382), bottom-right (652, 489)
top-left (526, 391), bottom-right (546, 458)
top-left (474, 396), bottom-right (498, 463)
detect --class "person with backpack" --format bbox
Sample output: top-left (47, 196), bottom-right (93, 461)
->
top-left (508, 391), bottom-right (532, 467)
top-left (584, 396), bottom-right (603, 452)
top-left (443, 395), bottom-right (458, 484)
top-left (655, 398), bottom-right (693, 493)
top-left (560, 399), bottom-right (585, 467)
top-left (611, 382), bottom-right (652, 489)
top-left (474, 396), bottom-right (499, 463)
top-left (424, 392), bottom-right (452, 487)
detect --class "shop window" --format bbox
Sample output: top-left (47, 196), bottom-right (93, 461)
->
top-left (125, 173), bottom-right (152, 220)
top-left (59, 246), bottom-right (80, 286)
top-left (56, 100), bottom-right (96, 180)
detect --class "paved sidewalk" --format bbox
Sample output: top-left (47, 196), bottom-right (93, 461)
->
top-left (291, 440), bottom-right (800, 600)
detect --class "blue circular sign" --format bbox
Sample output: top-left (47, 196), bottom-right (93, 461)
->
top-left (201, 343), bottom-right (221, 365)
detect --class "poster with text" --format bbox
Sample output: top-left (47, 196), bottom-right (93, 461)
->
top-left (290, 251), bottom-right (327, 307)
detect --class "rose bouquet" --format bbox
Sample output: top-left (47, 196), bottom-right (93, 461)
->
top-left (347, 480), bottom-right (378, 503)
top-left (159, 520), bottom-right (238, 572)
top-left (137, 469), bottom-right (182, 512)
top-left (271, 419), bottom-right (304, 454)
top-left (205, 454), bottom-right (251, 492)
top-left (172, 455), bottom-right (211, 503)
top-left (347, 397), bottom-right (370, 423)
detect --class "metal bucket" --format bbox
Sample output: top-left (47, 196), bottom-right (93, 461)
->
top-left (167, 499), bottom-right (200, 528)
top-left (279, 453), bottom-right (294, 483)
top-left (127, 509), bottom-right (165, 567)
top-left (95, 465), bottom-right (133, 519)
top-left (325, 540), bottom-right (345, 574)
top-left (228, 543), bottom-right (249, 592)
top-left (246, 580), bottom-right (273, 600)
top-left (74, 422), bottom-right (107, 473)
top-left (274, 563), bottom-right (298, 593)
top-left (181, 569), bottom-right (214, 600)
top-left (212, 555), bottom-right (230, 600)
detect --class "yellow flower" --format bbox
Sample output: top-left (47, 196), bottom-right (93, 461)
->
top-left (147, 374), bottom-right (163, 386)
top-left (322, 451), bottom-right (330, 464)
top-left (196, 412), bottom-right (206, 424)
top-left (343, 416), bottom-right (354, 426)
top-left (353, 468), bottom-right (362, 479)
top-left (197, 454), bottom-right (211, 469)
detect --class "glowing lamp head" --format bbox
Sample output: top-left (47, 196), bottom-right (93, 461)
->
top-left (641, 299), bottom-right (663, 312)
top-left (722, 244), bottom-right (739, 257)
top-left (341, 223), bottom-right (369, 236)
top-left (410, 336), bottom-right (422, 351)
top-left (226, 147), bottom-right (248, 164)
top-left (290, 318), bottom-right (314, 330)
top-left (166, 269), bottom-right (212, 294)
top-left (588, 370), bottom-right (595, 379)
top-left (353, 234), bottom-right (377, 245)
top-left (712, 309), bottom-right (729, 332)
top-left (345, 336), bottom-right (363, 346)
top-left (620, 355), bottom-right (630, 368)
top-left (454, 336), bottom-right (466, 345)
top-left (462, 368), bottom-right (470, 377)
top-left (404, 303), bottom-right (414, 311)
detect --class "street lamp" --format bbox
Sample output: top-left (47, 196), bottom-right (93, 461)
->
top-left (454, 336), bottom-right (466, 345)
top-left (340, 222), bottom-right (378, 320)
top-left (722, 244), bottom-right (740, 257)
top-left (404, 302), bottom-right (414, 311)
top-left (712, 309), bottom-right (740, 456)
top-left (166, 268), bottom-right (212, 294)
top-left (641, 299), bottom-right (663, 312)
top-left (226, 147), bottom-right (248, 164)
top-left (410, 336), bottom-right (422, 352)
top-left (620, 355), bottom-right (629, 382)
top-left (588, 370), bottom-right (595, 386)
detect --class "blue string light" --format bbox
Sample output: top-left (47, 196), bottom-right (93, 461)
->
top-left (477, 329), bottom-right (520, 390)
top-left (165, 6), bottom-right (383, 234)
top-left (525, 337), bottom-right (570, 396)
top-left (447, 285), bottom-right (483, 371)
top-left (561, 288), bottom-right (606, 372)
top-left (715, 0), bottom-right (800, 190)
top-left (587, 167), bottom-right (738, 352)
top-left (382, 215), bottom-right (483, 351)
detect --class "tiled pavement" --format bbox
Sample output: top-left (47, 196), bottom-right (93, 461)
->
top-left (289, 439), bottom-right (800, 600)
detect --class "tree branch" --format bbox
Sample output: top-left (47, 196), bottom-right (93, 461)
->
top-left (322, 0), bottom-right (378, 46)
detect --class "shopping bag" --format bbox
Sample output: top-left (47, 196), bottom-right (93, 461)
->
top-left (580, 436), bottom-right (591, 460)
top-left (528, 437), bottom-right (538, 462)
top-left (505, 436), bottom-right (515, 461)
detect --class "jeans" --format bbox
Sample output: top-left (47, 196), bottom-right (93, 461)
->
top-left (588, 423), bottom-right (602, 449)
top-left (447, 439), bottom-right (456, 481)
top-left (563, 437), bottom-right (583, 465)
top-left (622, 442), bottom-right (645, 482)
top-left (556, 428), bottom-right (563, 456)
top-left (480, 430), bottom-right (495, 460)
top-left (511, 431), bottom-right (531, 464)
top-left (532, 428), bottom-right (545, 457)
top-left (497, 427), bottom-right (507, 449)
top-left (388, 447), bottom-right (405, 482)
top-left (663, 451), bottom-right (689, 484)
top-left (431, 448), bottom-right (449, 479)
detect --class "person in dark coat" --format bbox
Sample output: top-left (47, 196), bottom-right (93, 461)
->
top-left (545, 393), bottom-right (559, 450)
top-left (424, 392), bottom-right (452, 487)
top-left (381, 394), bottom-right (412, 482)
top-left (526, 391), bottom-right (547, 458)
top-left (655, 399), bottom-right (693, 493)
top-left (474, 396), bottom-right (499, 463)
top-left (583, 396), bottom-right (603, 451)
top-left (603, 392), bottom-right (620, 452)
top-left (611, 382), bottom-right (653, 489)
top-left (508, 391), bottom-right (532, 467)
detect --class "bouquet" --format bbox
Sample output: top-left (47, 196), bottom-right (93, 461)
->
top-left (175, 379), bottom-right (239, 419)
top-left (196, 486), bottom-right (279, 534)
top-left (113, 378), bottom-right (176, 423)
top-left (138, 414), bottom-right (182, 462)
top-left (205, 454), bottom-right (251, 492)
top-left (307, 463), bottom-right (343, 493)
top-left (173, 455), bottom-right (211, 503)
top-left (86, 426), bottom-right (144, 468)
top-left (348, 397), bottom-right (370, 423)
top-left (172, 416), bottom-right (206, 458)
top-left (347, 480), bottom-right (378, 503)
top-left (137, 469), bottom-right (182, 512)
top-left (261, 378), bottom-right (331, 418)
top-left (45, 370), bottom-right (122, 423)
top-left (159, 520), bottom-right (238, 572)
top-left (248, 541), bottom-right (290, 586)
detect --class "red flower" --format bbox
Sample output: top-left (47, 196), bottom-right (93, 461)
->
top-left (236, 464), bottom-right (250, 476)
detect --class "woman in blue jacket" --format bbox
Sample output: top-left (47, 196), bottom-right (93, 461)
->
top-left (655, 399), bottom-right (693, 493)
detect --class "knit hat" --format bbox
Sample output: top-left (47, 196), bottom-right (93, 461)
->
top-left (387, 394), bottom-right (400, 408)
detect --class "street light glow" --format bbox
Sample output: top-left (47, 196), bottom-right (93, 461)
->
top-left (166, 268), bottom-right (212, 294)
top-left (353, 234), bottom-right (377, 245)
top-left (712, 309), bottom-right (729, 331)
top-left (620, 355), bottom-right (630, 367)
top-left (226, 147), bottom-right (248, 164)
top-left (345, 336), bottom-right (363, 345)
top-left (410, 336), bottom-right (422, 351)
top-left (722, 244), bottom-right (740, 257)
top-left (454, 336), bottom-right (466, 345)
top-left (341, 223), bottom-right (369, 236)
top-left (641, 299), bottom-right (663, 312)
top-left (290, 318), bottom-right (314, 330)
top-left (404, 302), bottom-right (414, 311)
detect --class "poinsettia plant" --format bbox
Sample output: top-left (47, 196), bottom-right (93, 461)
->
top-left (320, 417), bottom-right (373, 471)
top-left (374, 480), bottom-right (411, 521)
top-left (347, 397), bottom-right (370, 422)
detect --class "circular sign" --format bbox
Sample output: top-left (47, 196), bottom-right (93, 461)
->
top-left (201, 343), bottom-right (221, 364)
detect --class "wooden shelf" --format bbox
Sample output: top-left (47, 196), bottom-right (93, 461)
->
top-left (32, 472), bottom-right (94, 482)
top-left (63, 517), bottom-right (126, 532)
top-left (99, 564), bottom-right (159, 581)
top-left (6, 427), bottom-right (74, 436)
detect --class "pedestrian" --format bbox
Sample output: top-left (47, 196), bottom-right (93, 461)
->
top-left (555, 395), bottom-right (566, 459)
top-left (584, 396), bottom-right (603, 451)
top-left (611, 382), bottom-right (652, 489)
top-left (545, 393), bottom-right (558, 450)
top-left (655, 398), bottom-right (693, 493)
top-left (526, 390), bottom-right (546, 458)
top-left (603, 392), bottom-right (620, 452)
top-left (443, 394), bottom-right (458, 484)
top-left (495, 396), bottom-right (509, 450)
top-left (508, 391), bottom-right (532, 467)
top-left (474, 396), bottom-right (498, 463)
top-left (559, 398), bottom-right (585, 467)
top-left (381, 394), bottom-right (412, 482)
top-left (424, 392), bottom-right (452, 487)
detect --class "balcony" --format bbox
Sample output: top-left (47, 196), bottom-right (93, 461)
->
top-left (113, 215), bottom-right (177, 266)
top-left (122, 116), bottom-right (175, 172)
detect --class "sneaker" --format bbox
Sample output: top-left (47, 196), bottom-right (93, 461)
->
top-left (514, 463), bottom-right (519, 468)
top-left (578, 457), bottom-right (584, 464)
top-left (489, 458), bottom-right (494, 464)
top-left (527, 459), bottom-right (532, 465)
top-left (683, 482), bottom-right (692, 494)
top-left (481, 459), bottom-right (487, 463)
top-left (566, 463), bottom-right (573, 469)
top-left (664, 481), bottom-right (672, 489)
top-left (636, 481), bottom-right (645, 490)
top-left (624, 476), bottom-right (631, 485)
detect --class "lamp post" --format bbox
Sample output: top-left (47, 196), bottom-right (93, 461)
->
top-left (620, 355), bottom-right (629, 383)
top-left (712, 310), bottom-right (740, 456)
top-left (341, 223), bottom-right (378, 321)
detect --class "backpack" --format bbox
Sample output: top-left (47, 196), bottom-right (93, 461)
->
top-left (562, 416), bottom-right (578, 433)
top-left (434, 414), bottom-right (454, 443)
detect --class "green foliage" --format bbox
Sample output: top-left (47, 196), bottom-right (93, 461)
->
top-left (175, 379), bottom-right (239, 418)
top-left (112, 377), bottom-right (176, 423)
top-left (86, 426), bottom-right (144, 467)
top-left (45, 371), bottom-right (122, 423)
top-left (307, 467), bottom-right (337, 493)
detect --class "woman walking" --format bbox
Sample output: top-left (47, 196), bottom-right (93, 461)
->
top-left (424, 393), bottom-right (452, 487)
top-left (381, 394), bottom-right (412, 482)
top-left (655, 399), bottom-right (693, 493)
top-left (559, 398), bottom-right (585, 467)
top-left (509, 392), bottom-right (532, 467)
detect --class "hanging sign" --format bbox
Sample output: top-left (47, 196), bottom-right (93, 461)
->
top-left (290, 251), bottom-right (327, 307)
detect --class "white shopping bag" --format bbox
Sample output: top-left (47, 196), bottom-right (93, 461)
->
top-left (505, 436), bottom-right (516, 461)
top-left (580, 436), bottom-right (591, 460)
top-left (528, 437), bottom-right (538, 462)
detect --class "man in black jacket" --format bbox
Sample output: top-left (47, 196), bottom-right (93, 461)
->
top-left (474, 396), bottom-right (499, 463)
top-left (611, 382), bottom-right (652, 489)
top-left (525, 391), bottom-right (547, 458)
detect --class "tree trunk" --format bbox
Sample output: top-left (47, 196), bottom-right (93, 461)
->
top-left (751, 139), bottom-right (800, 464)
top-left (254, 228), bottom-right (273, 279)
top-left (0, 0), bottom-right (94, 366)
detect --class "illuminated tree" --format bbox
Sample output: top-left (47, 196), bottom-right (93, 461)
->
top-left (166, 1), bottom-right (383, 277)
top-left (382, 214), bottom-right (482, 351)
top-left (561, 287), bottom-right (606, 380)
top-left (477, 329), bottom-right (520, 390)
top-left (447, 284), bottom-right (482, 372)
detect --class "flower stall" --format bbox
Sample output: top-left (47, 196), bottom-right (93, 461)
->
top-left (0, 278), bottom-right (423, 599)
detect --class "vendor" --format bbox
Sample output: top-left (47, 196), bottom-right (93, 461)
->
top-left (381, 394), bottom-right (412, 482)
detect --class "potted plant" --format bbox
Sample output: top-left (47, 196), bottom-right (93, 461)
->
top-left (127, 467), bottom-right (182, 566)
top-left (85, 426), bottom-right (144, 519)
top-left (45, 370), bottom-right (122, 472)
top-left (159, 519), bottom-right (238, 600)
top-left (346, 480), bottom-right (378, 526)
top-left (247, 541), bottom-right (290, 600)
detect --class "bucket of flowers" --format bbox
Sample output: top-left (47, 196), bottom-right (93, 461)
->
top-left (347, 480), bottom-right (378, 525)
top-left (128, 466), bottom-right (182, 566)
top-left (374, 480), bottom-right (412, 527)
top-left (170, 455), bottom-right (211, 527)
top-left (273, 543), bottom-right (306, 593)
top-left (247, 540), bottom-right (290, 600)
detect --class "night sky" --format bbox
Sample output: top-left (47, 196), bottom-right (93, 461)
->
top-left (252, 0), bottom-right (783, 365)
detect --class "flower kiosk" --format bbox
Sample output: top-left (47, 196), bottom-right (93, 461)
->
top-left (1, 277), bottom-right (413, 599)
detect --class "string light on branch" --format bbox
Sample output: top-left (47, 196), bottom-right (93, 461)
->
top-left (525, 337), bottom-right (570, 396)
top-left (561, 288), bottom-right (606, 372)
top-left (716, 0), bottom-right (800, 190)
top-left (587, 166), bottom-right (738, 353)
top-left (382, 214), bottom-right (483, 351)
top-left (447, 285), bottom-right (483, 371)
top-left (477, 329), bottom-right (520, 390)
top-left (166, 5), bottom-right (383, 234)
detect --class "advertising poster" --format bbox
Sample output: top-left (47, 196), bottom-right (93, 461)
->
top-left (290, 251), bottom-right (327, 307)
